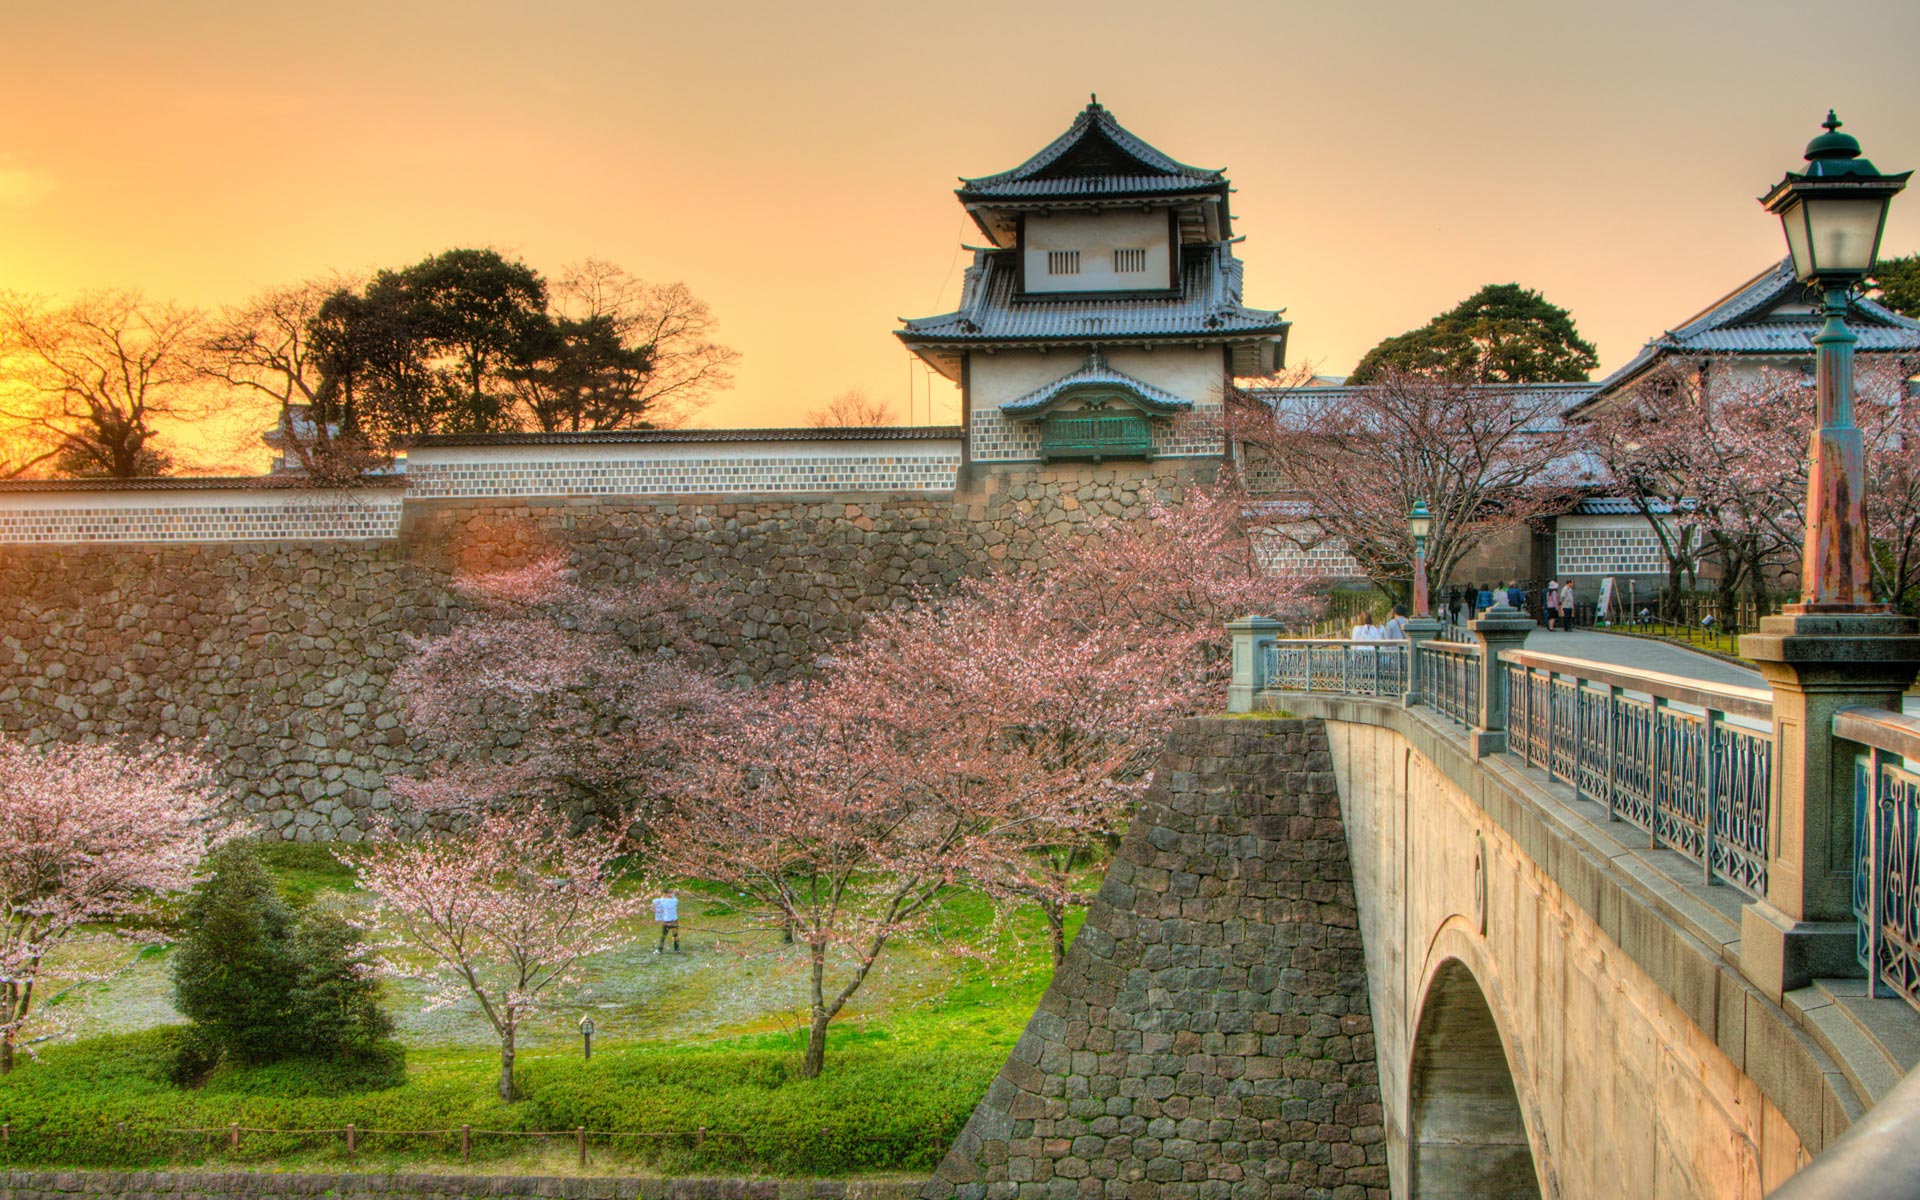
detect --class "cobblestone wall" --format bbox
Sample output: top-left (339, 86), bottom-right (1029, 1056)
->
top-left (923, 717), bottom-right (1385, 1200)
top-left (0, 464), bottom-right (1212, 839)
top-left (0, 1171), bottom-right (915, 1200)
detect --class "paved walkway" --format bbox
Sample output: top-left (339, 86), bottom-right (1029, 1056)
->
top-left (1519, 629), bottom-right (1765, 691)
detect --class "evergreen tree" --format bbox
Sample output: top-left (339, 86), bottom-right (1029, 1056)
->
top-left (172, 841), bottom-right (392, 1064)
top-left (288, 906), bottom-right (393, 1057)
top-left (171, 842), bottom-right (301, 1063)
top-left (1871, 254), bottom-right (1920, 319)
top-left (1349, 283), bottom-right (1598, 384)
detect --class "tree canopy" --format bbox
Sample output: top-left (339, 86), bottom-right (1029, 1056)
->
top-left (1871, 254), bottom-right (1920, 319)
top-left (1348, 283), bottom-right (1599, 385)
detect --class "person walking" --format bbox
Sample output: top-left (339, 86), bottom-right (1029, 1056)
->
top-left (653, 892), bottom-right (681, 954)
top-left (1350, 610), bottom-right (1386, 641)
top-left (1475, 584), bottom-right (1494, 614)
top-left (1506, 581), bottom-right (1526, 611)
top-left (1559, 580), bottom-right (1578, 630)
top-left (1544, 581), bottom-right (1562, 631)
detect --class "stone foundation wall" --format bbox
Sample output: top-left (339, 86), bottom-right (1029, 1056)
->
top-left (0, 1171), bottom-right (915, 1200)
top-left (0, 464), bottom-right (1212, 839)
top-left (923, 716), bottom-right (1385, 1200)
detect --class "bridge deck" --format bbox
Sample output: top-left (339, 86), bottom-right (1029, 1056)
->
top-left (1522, 629), bottom-right (1763, 690)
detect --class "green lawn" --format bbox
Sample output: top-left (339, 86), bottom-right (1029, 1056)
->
top-left (0, 857), bottom-right (1075, 1177)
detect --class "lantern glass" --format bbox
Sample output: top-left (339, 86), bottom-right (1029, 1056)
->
top-left (1407, 503), bottom-right (1432, 542)
top-left (1802, 195), bottom-right (1889, 277)
top-left (1779, 198), bottom-right (1813, 281)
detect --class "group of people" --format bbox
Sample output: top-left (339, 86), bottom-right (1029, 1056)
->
top-left (1350, 580), bottom-right (1585, 641)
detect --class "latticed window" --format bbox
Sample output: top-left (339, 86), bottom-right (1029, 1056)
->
top-left (1112, 248), bottom-right (1147, 273)
top-left (1047, 250), bottom-right (1081, 276)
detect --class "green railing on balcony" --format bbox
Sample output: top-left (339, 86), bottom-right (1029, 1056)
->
top-left (1039, 413), bottom-right (1155, 463)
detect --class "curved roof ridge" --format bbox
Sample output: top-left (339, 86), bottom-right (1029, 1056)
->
top-left (959, 100), bottom-right (1223, 191)
top-left (998, 351), bottom-right (1194, 417)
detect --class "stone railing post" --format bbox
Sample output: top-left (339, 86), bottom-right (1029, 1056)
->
top-left (1227, 615), bottom-right (1283, 714)
top-left (1738, 613), bottom-right (1920, 999)
top-left (1401, 616), bottom-right (1443, 707)
top-left (1466, 602), bottom-right (1536, 759)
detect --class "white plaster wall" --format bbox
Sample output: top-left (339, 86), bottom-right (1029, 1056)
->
top-left (0, 486), bottom-right (402, 544)
top-left (1325, 721), bottom-right (1809, 1200)
top-left (968, 347), bottom-right (1224, 462)
top-left (1021, 209), bottom-right (1172, 293)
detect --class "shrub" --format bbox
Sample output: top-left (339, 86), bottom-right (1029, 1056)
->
top-left (172, 842), bottom-right (392, 1065)
top-left (287, 904), bottom-right (393, 1058)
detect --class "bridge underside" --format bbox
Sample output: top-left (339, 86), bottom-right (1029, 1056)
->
top-left (1409, 960), bottom-right (1540, 1199)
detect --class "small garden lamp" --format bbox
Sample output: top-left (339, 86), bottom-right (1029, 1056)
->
top-left (1408, 499), bottom-right (1433, 618)
top-left (1760, 112), bottom-right (1909, 610)
top-left (579, 1015), bottom-right (595, 1061)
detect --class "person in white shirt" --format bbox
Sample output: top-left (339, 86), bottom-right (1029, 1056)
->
top-left (1350, 611), bottom-right (1386, 641)
top-left (653, 893), bottom-right (680, 954)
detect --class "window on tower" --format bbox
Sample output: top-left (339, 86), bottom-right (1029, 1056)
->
top-left (1047, 250), bottom-right (1081, 276)
top-left (1113, 248), bottom-right (1148, 273)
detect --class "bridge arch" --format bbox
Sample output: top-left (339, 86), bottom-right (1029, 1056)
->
top-left (1408, 956), bottom-right (1543, 1199)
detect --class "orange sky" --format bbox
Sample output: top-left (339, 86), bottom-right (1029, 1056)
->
top-left (4, 0), bottom-right (1919, 445)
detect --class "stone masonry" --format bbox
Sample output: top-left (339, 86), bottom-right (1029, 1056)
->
top-left (0, 464), bottom-right (1209, 839)
top-left (922, 717), bottom-right (1385, 1200)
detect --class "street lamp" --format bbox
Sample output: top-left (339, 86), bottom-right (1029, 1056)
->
top-left (1761, 112), bottom-right (1910, 611)
top-left (1408, 499), bottom-right (1433, 619)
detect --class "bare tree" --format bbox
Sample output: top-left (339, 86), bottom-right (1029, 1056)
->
top-left (1229, 369), bottom-right (1586, 597)
top-left (804, 387), bottom-right (896, 428)
top-left (0, 292), bottom-right (205, 479)
top-left (198, 277), bottom-right (384, 480)
top-left (539, 260), bottom-right (740, 430)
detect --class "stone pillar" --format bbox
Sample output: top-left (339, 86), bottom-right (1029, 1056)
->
top-left (1226, 614), bottom-right (1283, 714)
top-left (1402, 615), bottom-right (1444, 707)
top-left (1738, 613), bottom-right (1920, 999)
top-left (1466, 602), bottom-right (1536, 759)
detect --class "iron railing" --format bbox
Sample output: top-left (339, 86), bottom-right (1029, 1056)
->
top-left (1417, 641), bottom-right (1480, 727)
top-left (1263, 639), bottom-right (1409, 698)
top-left (1500, 650), bottom-right (1773, 898)
top-left (1835, 706), bottom-right (1920, 1017)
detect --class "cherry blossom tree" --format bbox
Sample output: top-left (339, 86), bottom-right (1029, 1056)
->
top-left (0, 739), bottom-right (223, 1074)
top-left (655, 485), bottom-right (1306, 1072)
top-left (1229, 368), bottom-right (1589, 598)
top-left (1581, 359), bottom-right (1918, 621)
top-left (391, 549), bottom-right (726, 821)
top-left (343, 810), bottom-right (644, 1101)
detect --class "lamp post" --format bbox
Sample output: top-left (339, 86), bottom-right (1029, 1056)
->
top-left (1737, 113), bottom-right (1920, 1001)
top-left (1408, 499), bottom-right (1433, 619)
top-left (1760, 111), bottom-right (1910, 612)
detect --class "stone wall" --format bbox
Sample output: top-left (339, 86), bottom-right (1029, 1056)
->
top-left (0, 1171), bottom-right (915, 1200)
top-left (922, 716), bottom-right (1386, 1200)
top-left (0, 463), bottom-right (1212, 839)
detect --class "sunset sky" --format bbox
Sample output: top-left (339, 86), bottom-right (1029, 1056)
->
top-left (5, 0), bottom-right (1919, 444)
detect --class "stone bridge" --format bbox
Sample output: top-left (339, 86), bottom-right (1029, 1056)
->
top-left (925, 618), bottom-right (1920, 1200)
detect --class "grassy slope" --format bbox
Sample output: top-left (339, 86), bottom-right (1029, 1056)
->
top-left (0, 857), bottom-right (1073, 1177)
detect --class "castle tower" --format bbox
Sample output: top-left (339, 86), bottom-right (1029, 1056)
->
top-left (897, 98), bottom-right (1289, 470)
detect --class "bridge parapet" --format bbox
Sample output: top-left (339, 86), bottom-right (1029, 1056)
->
top-left (1230, 613), bottom-right (1920, 1191)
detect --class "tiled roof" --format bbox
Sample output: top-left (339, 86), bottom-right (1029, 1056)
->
top-left (0, 474), bottom-right (406, 494)
top-left (1245, 382), bottom-right (1597, 435)
top-left (897, 245), bottom-right (1287, 344)
top-left (1572, 496), bottom-right (1691, 516)
top-left (413, 426), bottom-right (965, 449)
top-left (999, 353), bottom-right (1193, 418)
top-left (1587, 259), bottom-right (1920, 402)
top-left (958, 101), bottom-right (1223, 201)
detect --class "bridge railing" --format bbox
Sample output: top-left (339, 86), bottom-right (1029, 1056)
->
top-left (1500, 649), bottom-right (1775, 898)
top-left (1262, 639), bottom-right (1409, 698)
top-left (1834, 706), bottom-right (1920, 1016)
top-left (1417, 640), bottom-right (1480, 727)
